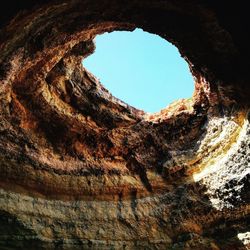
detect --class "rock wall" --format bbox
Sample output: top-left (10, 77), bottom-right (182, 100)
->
top-left (0, 1), bottom-right (249, 249)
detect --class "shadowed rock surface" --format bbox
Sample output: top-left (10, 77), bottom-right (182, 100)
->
top-left (0, 1), bottom-right (249, 249)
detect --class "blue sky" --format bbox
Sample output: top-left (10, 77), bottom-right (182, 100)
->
top-left (83, 28), bottom-right (194, 113)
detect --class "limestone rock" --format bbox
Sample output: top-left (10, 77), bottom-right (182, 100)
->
top-left (0, 1), bottom-right (249, 249)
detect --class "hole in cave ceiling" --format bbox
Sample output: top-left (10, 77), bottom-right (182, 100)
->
top-left (83, 28), bottom-right (194, 113)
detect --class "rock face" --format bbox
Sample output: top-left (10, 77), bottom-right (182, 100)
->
top-left (0, 1), bottom-right (249, 249)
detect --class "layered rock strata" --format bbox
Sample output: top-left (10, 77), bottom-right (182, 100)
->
top-left (0, 1), bottom-right (249, 249)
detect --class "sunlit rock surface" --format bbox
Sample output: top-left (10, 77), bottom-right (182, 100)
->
top-left (0, 1), bottom-right (249, 249)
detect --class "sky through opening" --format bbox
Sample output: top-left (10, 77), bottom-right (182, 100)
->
top-left (83, 28), bottom-right (194, 113)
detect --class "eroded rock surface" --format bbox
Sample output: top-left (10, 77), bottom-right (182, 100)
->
top-left (0, 1), bottom-right (249, 249)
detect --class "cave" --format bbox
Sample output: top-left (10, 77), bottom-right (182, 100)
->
top-left (0, 1), bottom-right (249, 249)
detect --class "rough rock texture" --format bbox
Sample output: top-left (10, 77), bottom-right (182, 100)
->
top-left (0, 1), bottom-right (249, 249)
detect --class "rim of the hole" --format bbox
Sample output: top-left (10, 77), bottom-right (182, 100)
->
top-left (82, 28), bottom-right (196, 116)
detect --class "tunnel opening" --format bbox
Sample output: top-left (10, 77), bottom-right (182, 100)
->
top-left (82, 28), bottom-right (194, 113)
